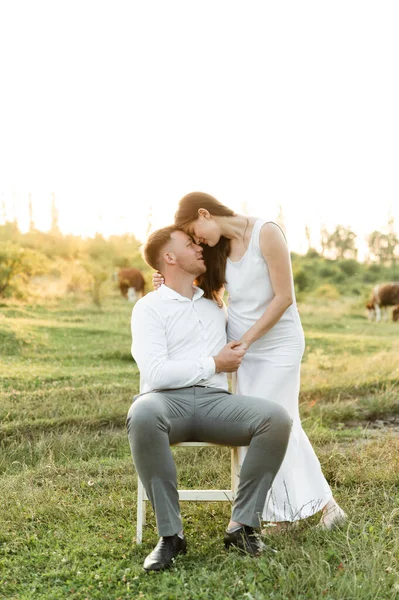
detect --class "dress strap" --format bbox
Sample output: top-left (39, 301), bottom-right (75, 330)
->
top-left (252, 220), bottom-right (288, 254)
top-left (265, 221), bottom-right (288, 243)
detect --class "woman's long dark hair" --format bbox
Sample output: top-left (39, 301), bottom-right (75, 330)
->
top-left (174, 192), bottom-right (235, 305)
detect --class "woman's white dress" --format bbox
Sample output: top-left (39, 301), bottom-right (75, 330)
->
top-left (226, 219), bottom-right (332, 522)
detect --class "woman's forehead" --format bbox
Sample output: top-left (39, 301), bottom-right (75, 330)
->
top-left (172, 229), bottom-right (191, 243)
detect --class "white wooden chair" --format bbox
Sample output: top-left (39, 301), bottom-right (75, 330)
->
top-left (136, 442), bottom-right (241, 544)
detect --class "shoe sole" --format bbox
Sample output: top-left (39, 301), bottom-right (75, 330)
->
top-left (143, 548), bottom-right (187, 572)
top-left (224, 540), bottom-right (262, 557)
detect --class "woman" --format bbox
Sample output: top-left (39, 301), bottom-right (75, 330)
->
top-left (154, 191), bottom-right (346, 530)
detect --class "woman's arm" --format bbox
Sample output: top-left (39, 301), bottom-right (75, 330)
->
top-left (232, 222), bottom-right (293, 351)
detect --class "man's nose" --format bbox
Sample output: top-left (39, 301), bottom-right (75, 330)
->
top-left (194, 242), bottom-right (202, 250)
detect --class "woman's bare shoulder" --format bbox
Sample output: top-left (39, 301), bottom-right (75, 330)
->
top-left (259, 222), bottom-right (288, 255)
top-left (260, 221), bottom-right (286, 240)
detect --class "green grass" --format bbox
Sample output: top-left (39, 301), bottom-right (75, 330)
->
top-left (0, 294), bottom-right (398, 599)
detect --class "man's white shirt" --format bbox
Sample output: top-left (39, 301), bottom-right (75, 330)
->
top-left (131, 284), bottom-right (228, 394)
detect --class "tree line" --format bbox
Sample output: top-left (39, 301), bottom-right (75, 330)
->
top-left (0, 221), bottom-right (146, 304)
top-left (0, 220), bottom-right (398, 304)
top-left (318, 217), bottom-right (398, 263)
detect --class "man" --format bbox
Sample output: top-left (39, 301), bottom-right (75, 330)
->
top-left (127, 226), bottom-right (291, 571)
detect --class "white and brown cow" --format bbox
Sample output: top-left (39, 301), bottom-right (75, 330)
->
top-left (366, 283), bottom-right (399, 322)
top-left (117, 267), bottom-right (145, 302)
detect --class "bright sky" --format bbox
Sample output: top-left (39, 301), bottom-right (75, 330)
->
top-left (1, 1), bottom-right (398, 260)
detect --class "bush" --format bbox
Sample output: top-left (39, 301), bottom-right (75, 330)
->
top-left (305, 248), bottom-right (320, 259)
top-left (313, 283), bottom-right (340, 299)
top-left (319, 264), bottom-right (339, 278)
top-left (0, 242), bottom-right (50, 298)
top-left (65, 261), bottom-right (92, 294)
top-left (331, 271), bottom-right (346, 284)
top-left (293, 267), bottom-right (311, 292)
top-left (338, 259), bottom-right (359, 277)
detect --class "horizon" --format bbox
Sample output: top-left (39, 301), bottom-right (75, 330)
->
top-left (1, 186), bottom-right (397, 263)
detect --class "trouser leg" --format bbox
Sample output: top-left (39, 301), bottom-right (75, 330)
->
top-left (127, 386), bottom-right (291, 535)
top-left (126, 391), bottom-right (193, 537)
top-left (194, 388), bottom-right (292, 528)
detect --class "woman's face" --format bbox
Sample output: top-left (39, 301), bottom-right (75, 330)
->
top-left (185, 213), bottom-right (221, 247)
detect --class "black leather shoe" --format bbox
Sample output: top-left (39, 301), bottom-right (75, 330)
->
top-left (143, 534), bottom-right (187, 572)
top-left (224, 526), bottom-right (266, 556)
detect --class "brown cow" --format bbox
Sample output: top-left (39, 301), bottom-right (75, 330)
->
top-left (117, 268), bottom-right (145, 302)
top-left (366, 283), bottom-right (399, 322)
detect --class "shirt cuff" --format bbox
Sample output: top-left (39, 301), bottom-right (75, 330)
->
top-left (201, 356), bottom-right (216, 380)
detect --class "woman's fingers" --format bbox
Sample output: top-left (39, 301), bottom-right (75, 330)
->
top-left (229, 340), bottom-right (241, 348)
top-left (152, 272), bottom-right (164, 290)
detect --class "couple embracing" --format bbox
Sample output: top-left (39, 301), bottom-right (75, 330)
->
top-left (127, 192), bottom-right (346, 572)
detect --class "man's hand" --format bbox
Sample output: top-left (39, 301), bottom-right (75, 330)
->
top-left (230, 339), bottom-right (250, 353)
top-left (213, 342), bottom-right (245, 373)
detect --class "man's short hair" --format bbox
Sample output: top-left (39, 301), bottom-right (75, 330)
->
top-left (143, 225), bottom-right (179, 271)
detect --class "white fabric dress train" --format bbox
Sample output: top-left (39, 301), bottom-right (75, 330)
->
top-left (226, 219), bottom-right (332, 522)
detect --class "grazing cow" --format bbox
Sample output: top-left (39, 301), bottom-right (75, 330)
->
top-left (117, 267), bottom-right (145, 302)
top-left (392, 305), bottom-right (399, 322)
top-left (366, 283), bottom-right (399, 322)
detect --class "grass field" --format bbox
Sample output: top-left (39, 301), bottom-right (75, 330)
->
top-left (0, 294), bottom-right (398, 600)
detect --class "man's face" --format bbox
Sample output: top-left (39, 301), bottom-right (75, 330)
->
top-left (166, 230), bottom-right (206, 277)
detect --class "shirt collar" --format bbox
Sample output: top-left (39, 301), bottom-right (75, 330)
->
top-left (157, 284), bottom-right (205, 302)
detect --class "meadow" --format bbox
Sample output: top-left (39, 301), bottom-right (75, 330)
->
top-left (0, 293), bottom-right (398, 600)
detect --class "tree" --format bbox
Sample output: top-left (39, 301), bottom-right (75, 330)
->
top-left (276, 203), bottom-right (286, 234)
top-left (107, 233), bottom-right (144, 269)
top-left (320, 225), bottom-right (357, 260)
top-left (146, 205), bottom-right (153, 238)
top-left (0, 243), bottom-right (23, 296)
top-left (367, 229), bottom-right (398, 264)
top-left (1, 197), bottom-right (6, 224)
top-left (305, 225), bottom-right (312, 252)
top-left (367, 213), bottom-right (399, 265)
top-left (387, 215), bottom-right (399, 265)
top-left (28, 192), bottom-right (35, 232)
top-left (0, 221), bottom-right (20, 243)
top-left (83, 259), bottom-right (111, 307)
top-left (320, 225), bottom-right (329, 257)
top-left (50, 193), bottom-right (60, 235)
top-left (0, 242), bottom-right (48, 297)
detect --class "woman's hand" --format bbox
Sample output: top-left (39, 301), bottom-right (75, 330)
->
top-left (152, 271), bottom-right (164, 290)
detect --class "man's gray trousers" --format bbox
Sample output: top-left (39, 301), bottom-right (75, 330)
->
top-left (126, 385), bottom-right (291, 536)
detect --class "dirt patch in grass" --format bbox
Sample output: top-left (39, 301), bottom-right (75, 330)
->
top-left (337, 414), bottom-right (399, 434)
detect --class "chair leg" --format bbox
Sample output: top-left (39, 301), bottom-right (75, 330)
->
top-left (136, 477), bottom-right (145, 544)
top-left (230, 376), bottom-right (241, 499)
top-left (231, 447), bottom-right (240, 497)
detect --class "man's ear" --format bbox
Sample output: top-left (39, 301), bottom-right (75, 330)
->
top-left (163, 251), bottom-right (176, 265)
